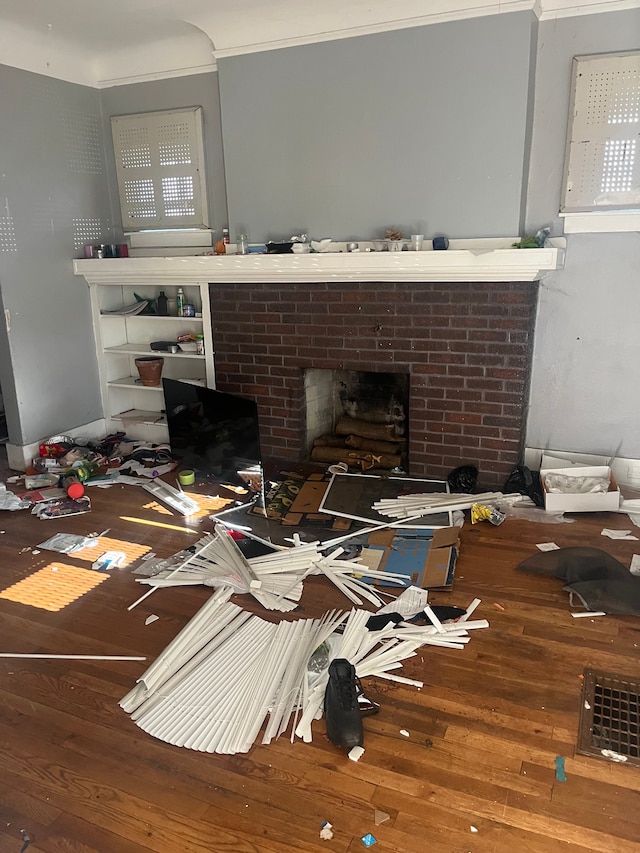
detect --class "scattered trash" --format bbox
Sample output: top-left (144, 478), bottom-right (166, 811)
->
top-left (537, 542), bottom-right (560, 551)
top-left (555, 755), bottom-right (567, 782)
top-left (470, 825), bottom-right (479, 833)
top-left (145, 614), bottom-right (159, 626)
top-left (348, 745), bottom-right (365, 762)
top-left (319, 821), bottom-right (334, 840)
top-left (584, 700), bottom-right (591, 710)
top-left (38, 533), bottom-right (97, 555)
top-left (399, 729), bottom-right (410, 738)
top-left (0, 485), bottom-right (30, 511)
top-left (493, 602), bottom-right (505, 611)
top-left (601, 529), bottom-right (638, 541)
top-left (91, 550), bottom-right (127, 571)
top-left (471, 503), bottom-right (506, 525)
top-left (571, 611), bottom-right (606, 618)
top-left (630, 555), bottom-right (640, 576)
top-left (601, 749), bottom-right (628, 763)
top-left (374, 810), bottom-right (390, 826)
top-left (361, 833), bottom-right (377, 847)
top-left (32, 496), bottom-right (91, 519)
top-left (20, 828), bottom-right (31, 852)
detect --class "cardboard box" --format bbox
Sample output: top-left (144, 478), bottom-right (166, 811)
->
top-left (360, 526), bottom-right (460, 591)
top-left (540, 465), bottom-right (620, 513)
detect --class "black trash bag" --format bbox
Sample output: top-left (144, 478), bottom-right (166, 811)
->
top-left (504, 465), bottom-right (545, 507)
top-left (447, 465), bottom-right (478, 493)
top-left (516, 546), bottom-right (640, 615)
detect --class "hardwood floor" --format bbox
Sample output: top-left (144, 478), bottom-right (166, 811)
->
top-left (0, 454), bottom-right (639, 852)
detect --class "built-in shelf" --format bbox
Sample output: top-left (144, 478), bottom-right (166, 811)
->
top-left (105, 344), bottom-right (205, 359)
top-left (73, 238), bottom-right (566, 285)
top-left (116, 409), bottom-right (167, 426)
top-left (108, 376), bottom-right (206, 390)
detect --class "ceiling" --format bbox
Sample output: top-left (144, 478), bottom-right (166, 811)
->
top-left (0, 0), bottom-right (635, 87)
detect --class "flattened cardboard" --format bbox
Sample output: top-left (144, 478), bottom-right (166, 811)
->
top-left (363, 526), bottom-right (460, 590)
top-left (540, 466), bottom-right (621, 513)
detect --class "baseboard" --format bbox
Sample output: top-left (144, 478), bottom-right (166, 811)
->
top-left (6, 418), bottom-right (107, 472)
top-left (525, 447), bottom-right (640, 488)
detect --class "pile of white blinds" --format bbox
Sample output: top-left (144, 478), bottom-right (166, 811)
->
top-left (372, 492), bottom-right (505, 518)
top-left (121, 589), bottom-right (488, 754)
top-left (132, 524), bottom-right (409, 612)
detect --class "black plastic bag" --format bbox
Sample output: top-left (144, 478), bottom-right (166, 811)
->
top-left (503, 465), bottom-right (545, 507)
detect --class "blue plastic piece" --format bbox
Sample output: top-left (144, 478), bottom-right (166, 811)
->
top-left (361, 834), bottom-right (377, 847)
top-left (555, 755), bottom-right (567, 782)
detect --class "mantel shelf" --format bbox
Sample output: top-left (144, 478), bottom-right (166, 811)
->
top-left (73, 238), bottom-right (565, 284)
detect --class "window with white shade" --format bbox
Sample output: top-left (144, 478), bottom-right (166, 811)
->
top-left (561, 51), bottom-right (640, 232)
top-left (111, 107), bottom-right (209, 232)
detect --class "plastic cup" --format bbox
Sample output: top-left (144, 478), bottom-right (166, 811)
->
top-left (411, 234), bottom-right (424, 251)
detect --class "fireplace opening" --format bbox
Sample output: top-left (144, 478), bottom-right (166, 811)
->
top-left (304, 369), bottom-right (409, 470)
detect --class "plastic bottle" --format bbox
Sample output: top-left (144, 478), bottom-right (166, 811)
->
top-left (62, 475), bottom-right (84, 499)
top-left (176, 288), bottom-right (185, 317)
top-left (73, 461), bottom-right (99, 483)
top-left (222, 227), bottom-right (230, 246)
top-left (196, 334), bottom-right (205, 355)
top-left (157, 291), bottom-right (168, 316)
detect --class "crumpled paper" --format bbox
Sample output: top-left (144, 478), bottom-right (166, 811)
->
top-left (0, 483), bottom-right (30, 511)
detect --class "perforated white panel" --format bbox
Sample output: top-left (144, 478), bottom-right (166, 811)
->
top-left (0, 215), bottom-right (17, 253)
top-left (111, 107), bottom-right (208, 231)
top-left (563, 51), bottom-right (640, 212)
top-left (124, 179), bottom-right (157, 219)
top-left (64, 109), bottom-right (103, 175)
top-left (72, 217), bottom-right (106, 250)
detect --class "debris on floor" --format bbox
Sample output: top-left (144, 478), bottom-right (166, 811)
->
top-left (348, 745), bottom-right (365, 762)
top-left (319, 821), bottom-right (334, 840)
top-left (120, 588), bottom-right (488, 755)
top-left (555, 756), bottom-right (567, 782)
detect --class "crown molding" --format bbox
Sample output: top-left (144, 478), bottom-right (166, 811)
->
top-left (213, 2), bottom-right (531, 60)
top-left (96, 62), bottom-right (217, 89)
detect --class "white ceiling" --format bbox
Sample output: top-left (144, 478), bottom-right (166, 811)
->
top-left (0, 0), bottom-right (636, 87)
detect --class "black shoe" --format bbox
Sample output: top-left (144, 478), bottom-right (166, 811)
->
top-left (324, 659), bottom-right (364, 749)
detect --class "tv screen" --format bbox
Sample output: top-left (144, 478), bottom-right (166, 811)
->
top-left (162, 379), bottom-right (263, 493)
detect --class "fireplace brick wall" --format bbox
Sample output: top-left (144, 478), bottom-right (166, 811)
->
top-left (210, 281), bottom-right (538, 488)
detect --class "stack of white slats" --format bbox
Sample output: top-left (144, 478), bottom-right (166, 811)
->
top-left (121, 591), bottom-right (488, 755)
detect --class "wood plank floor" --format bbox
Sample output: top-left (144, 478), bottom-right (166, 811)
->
top-left (0, 456), bottom-right (639, 852)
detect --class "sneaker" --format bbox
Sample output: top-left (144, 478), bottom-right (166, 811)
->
top-left (324, 659), bottom-right (364, 749)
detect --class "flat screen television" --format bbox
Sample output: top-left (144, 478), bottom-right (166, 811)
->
top-left (162, 379), bottom-right (263, 498)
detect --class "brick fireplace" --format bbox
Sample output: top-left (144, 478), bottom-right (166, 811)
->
top-left (210, 280), bottom-right (538, 489)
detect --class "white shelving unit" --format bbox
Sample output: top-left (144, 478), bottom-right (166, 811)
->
top-left (75, 268), bottom-right (215, 443)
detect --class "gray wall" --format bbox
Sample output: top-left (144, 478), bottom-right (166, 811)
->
top-left (2, 10), bottom-right (638, 461)
top-left (100, 72), bottom-right (228, 235)
top-left (0, 65), bottom-right (112, 446)
top-left (525, 10), bottom-right (640, 458)
top-left (218, 12), bottom-right (536, 243)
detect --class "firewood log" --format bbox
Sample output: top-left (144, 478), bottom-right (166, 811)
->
top-left (313, 434), bottom-right (349, 447)
top-left (344, 434), bottom-right (406, 455)
top-left (335, 416), bottom-right (401, 441)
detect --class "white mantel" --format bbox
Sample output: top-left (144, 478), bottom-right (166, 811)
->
top-left (73, 238), bottom-right (565, 285)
